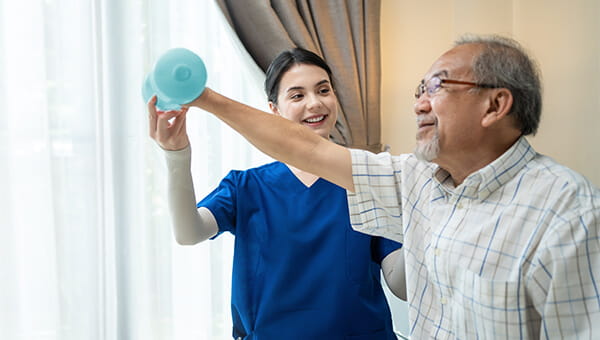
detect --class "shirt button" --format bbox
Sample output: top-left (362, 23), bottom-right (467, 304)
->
top-left (440, 297), bottom-right (447, 305)
top-left (434, 248), bottom-right (441, 256)
top-left (456, 202), bottom-right (464, 209)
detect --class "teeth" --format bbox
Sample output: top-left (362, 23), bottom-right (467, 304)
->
top-left (305, 115), bottom-right (325, 123)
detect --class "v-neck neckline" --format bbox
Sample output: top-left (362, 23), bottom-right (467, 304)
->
top-left (284, 164), bottom-right (323, 190)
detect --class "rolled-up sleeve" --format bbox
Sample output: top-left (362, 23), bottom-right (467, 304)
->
top-left (346, 149), bottom-right (405, 243)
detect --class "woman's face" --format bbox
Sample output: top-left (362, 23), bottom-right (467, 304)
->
top-left (269, 63), bottom-right (338, 139)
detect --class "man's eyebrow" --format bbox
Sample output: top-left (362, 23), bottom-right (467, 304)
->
top-left (419, 70), bottom-right (448, 83)
top-left (432, 70), bottom-right (449, 78)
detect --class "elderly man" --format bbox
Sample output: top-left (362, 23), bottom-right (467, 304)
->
top-left (158, 35), bottom-right (599, 338)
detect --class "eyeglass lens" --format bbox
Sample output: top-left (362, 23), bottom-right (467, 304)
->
top-left (415, 76), bottom-right (442, 99)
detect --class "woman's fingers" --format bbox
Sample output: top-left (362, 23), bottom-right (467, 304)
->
top-left (156, 109), bottom-right (189, 149)
top-left (148, 96), bottom-right (183, 132)
top-left (171, 107), bottom-right (188, 136)
top-left (156, 109), bottom-right (183, 132)
top-left (147, 97), bottom-right (190, 149)
top-left (148, 95), bottom-right (158, 138)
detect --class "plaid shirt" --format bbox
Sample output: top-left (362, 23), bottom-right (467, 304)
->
top-left (348, 137), bottom-right (600, 339)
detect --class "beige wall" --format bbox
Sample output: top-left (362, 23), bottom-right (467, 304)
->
top-left (380, 0), bottom-right (600, 186)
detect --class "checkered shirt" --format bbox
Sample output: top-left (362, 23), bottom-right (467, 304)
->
top-left (347, 137), bottom-right (600, 339)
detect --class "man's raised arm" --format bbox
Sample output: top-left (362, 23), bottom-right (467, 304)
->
top-left (188, 87), bottom-right (355, 192)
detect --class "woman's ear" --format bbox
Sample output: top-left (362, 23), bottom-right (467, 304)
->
top-left (482, 88), bottom-right (513, 128)
top-left (268, 101), bottom-right (280, 116)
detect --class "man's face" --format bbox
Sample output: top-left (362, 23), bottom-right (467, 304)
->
top-left (413, 43), bottom-right (488, 166)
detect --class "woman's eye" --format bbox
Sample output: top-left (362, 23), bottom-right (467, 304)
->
top-left (319, 87), bottom-right (331, 94)
top-left (290, 93), bottom-right (303, 100)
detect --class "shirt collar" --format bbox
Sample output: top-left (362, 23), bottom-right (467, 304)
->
top-left (432, 136), bottom-right (537, 200)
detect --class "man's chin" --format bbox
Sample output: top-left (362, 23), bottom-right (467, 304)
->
top-left (414, 141), bottom-right (439, 162)
top-left (414, 151), bottom-right (433, 162)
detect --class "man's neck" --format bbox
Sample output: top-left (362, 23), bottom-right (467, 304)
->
top-left (437, 135), bottom-right (522, 186)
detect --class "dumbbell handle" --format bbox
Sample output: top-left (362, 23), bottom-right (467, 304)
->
top-left (142, 48), bottom-right (207, 111)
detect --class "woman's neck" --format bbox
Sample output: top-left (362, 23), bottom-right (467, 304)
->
top-left (286, 164), bottom-right (320, 187)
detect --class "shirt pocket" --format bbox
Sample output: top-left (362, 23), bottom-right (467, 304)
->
top-left (452, 269), bottom-right (530, 339)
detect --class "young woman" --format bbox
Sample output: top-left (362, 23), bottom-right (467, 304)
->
top-left (148, 48), bottom-right (405, 339)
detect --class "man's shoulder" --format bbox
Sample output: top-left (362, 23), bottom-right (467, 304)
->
top-left (529, 154), bottom-right (597, 189)
top-left (525, 153), bottom-right (600, 211)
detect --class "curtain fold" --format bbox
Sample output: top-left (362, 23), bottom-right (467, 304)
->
top-left (216, 0), bottom-right (383, 152)
top-left (0, 0), bottom-right (270, 339)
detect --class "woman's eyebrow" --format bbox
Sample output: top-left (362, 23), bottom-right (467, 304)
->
top-left (285, 86), bottom-right (305, 92)
top-left (286, 79), bottom-right (330, 93)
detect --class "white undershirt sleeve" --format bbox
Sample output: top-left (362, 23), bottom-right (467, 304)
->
top-left (163, 145), bottom-right (218, 244)
top-left (381, 248), bottom-right (407, 300)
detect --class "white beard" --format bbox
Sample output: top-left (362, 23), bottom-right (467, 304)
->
top-left (414, 129), bottom-right (440, 162)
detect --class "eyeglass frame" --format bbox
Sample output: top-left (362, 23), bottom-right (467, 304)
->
top-left (415, 76), bottom-right (498, 99)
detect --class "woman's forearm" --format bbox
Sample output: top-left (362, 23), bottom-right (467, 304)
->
top-left (164, 145), bottom-right (218, 244)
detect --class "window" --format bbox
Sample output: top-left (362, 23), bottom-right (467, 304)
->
top-left (0, 1), bottom-right (270, 338)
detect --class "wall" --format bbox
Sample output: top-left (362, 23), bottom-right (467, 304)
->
top-left (380, 0), bottom-right (600, 187)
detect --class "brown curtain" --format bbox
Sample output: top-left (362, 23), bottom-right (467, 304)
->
top-left (216, 0), bottom-right (382, 152)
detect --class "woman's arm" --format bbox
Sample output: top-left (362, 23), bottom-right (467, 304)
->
top-left (188, 88), bottom-right (355, 192)
top-left (148, 95), bottom-right (218, 244)
top-left (164, 146), bottom-right (218, 244)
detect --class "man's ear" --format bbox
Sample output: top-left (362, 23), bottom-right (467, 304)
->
top-left (268, 101), bottom-right (280, 116)
top-left (482, 88), bottom-right (513, 128)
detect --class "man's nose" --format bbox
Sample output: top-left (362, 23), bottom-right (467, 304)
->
top-left (413, 95), bottom-right (431, 115)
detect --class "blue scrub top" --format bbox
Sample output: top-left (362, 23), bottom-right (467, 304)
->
top-left (199, 162), bottom-right (401, 340)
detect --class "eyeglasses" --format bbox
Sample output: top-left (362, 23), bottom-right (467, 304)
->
top-left (415, 76), bottom-right (497, 99)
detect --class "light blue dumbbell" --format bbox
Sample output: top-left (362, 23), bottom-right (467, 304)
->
top-left (142, 48), bottom-right (207, 111)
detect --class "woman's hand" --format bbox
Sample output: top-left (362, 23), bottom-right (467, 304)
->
top-left (148, 95), bottom-right (190, 151)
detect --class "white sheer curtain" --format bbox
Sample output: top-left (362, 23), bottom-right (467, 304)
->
top-left (0, 0), bottom-right (269, 339)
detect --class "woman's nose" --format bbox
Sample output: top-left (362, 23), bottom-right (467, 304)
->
top-left (307, 94), bottom-right (324, 110)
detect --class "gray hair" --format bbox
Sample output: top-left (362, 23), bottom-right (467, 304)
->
top-left (455, 34), bottom-right (542, 136)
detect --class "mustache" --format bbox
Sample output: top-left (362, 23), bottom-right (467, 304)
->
top-left (416, 115), bottom-right (437, 126)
